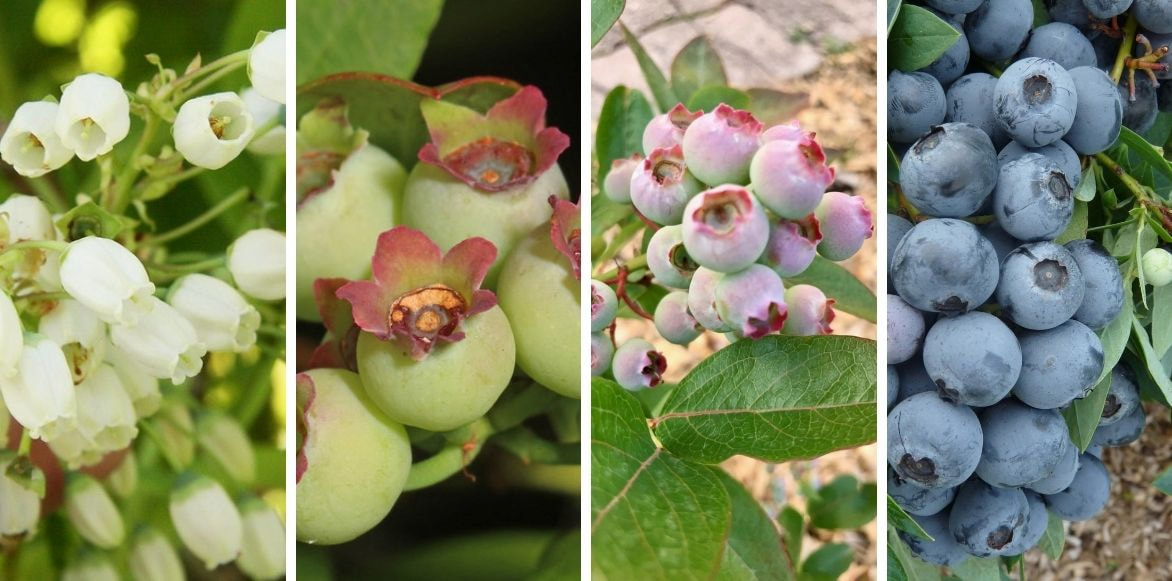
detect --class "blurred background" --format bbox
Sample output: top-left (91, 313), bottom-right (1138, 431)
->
top-left (592, 0), bottom-right (878, 578)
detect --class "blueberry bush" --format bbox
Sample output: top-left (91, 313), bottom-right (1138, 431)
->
top-left (295, 1), bottom-right (580, 578)
top-left (591, 8), bottom-right (879, 577)
top-left (0, 1), bottom-right (286, 578)
top-left (888, 0), bottom-right (1172, 576)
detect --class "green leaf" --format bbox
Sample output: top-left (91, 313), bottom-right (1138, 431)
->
top-left (1115, 127), bottom-right (1172, 181)
top-left (1038, 511), bottom-right (1065, 560)
top-left (1054, 200), bottom-right (1089, 244)
top-left (887, 0), bottom-right (902, 35)
top-left (1155, 465), bottom-right (1172, 495)
top-left (778, 506), bottom-right (804, 565)
top-left (1073, 164), bottom-right (1097, 202)
top-left (297, 75), bottom-right (519, 170)
top-left (1097, 285), bottom-right (1135, 386)
top-left (1031, 0), bottom-right (1052, 27)
top-left (652, 335), bottom-right (876, 464)
top-left (591, 0), bottom-right (625, 46)
top-left (889, 5), bottom-right (962, 72)
top-left (798, 543), bottom-right (851, 581)
top-left (591, 195), bottom-right (635, 236)
top-left (888, 144), bottom-right (902, 184)
top-left (806, 476), bottom-right (877, 530)
top-left (746, 88), bottom-right (809, 126)
top-left (784, 256), bottom-right (878, 323)
top-left (1062, 372), bottom-right (1111, 452)
top-left (951, 556), bottom-right (1002, 580)
top-left (671, 36), bottom-right (728, 104)
top-left (1131, 318), bottom-right (1172, 404)
top-left (887, 497), bottom-right (931, 540)
top-left (713, 469), bottom-right (796, 580)
top-left (1153, 283), bottom-right (1172, 358)
top-left (887, 529), bottom-right (942, 581)
top-left (296, 0), bottom-right (443, 84)
top-left (594, 85), bottom-right (655, 188)
top-left (619, 23), bottom-right (680, 112)
top-left (687, 86), bottom-right (752, 113)
top-left (591, 378), bottom-right (731, 579)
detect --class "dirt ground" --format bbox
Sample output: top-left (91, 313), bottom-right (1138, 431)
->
top-left (596, 24), bottom-right (881, 578)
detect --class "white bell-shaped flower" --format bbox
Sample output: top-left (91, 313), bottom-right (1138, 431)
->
top-left (227, 228), bottom-right (285, 301)
top-left (0, 334), bottom-right (76, 441)
top-left (73, 364), bottom-right (137, 451)
top-left (129, 527), bottom-right (186, 581)
top-left (0, 194), bottom-right (55, 243)
top-left (39, 298), bottom-right (107, 384)
top-left (46, 425), bottom-right (104, 470)
top-left (170, 473), bottom-right (243, 570)
top-left (61, 553), bottom-right (119, 581)
top-left (0, 101), bottom-right (74, 176)
top-left (0, 289), bottom-right (22, 378)
top-left (243, 87), bottom-right (285, 155)
top-left (107, 346), bottom-right (162, 418)
top-left (173, 92), bottom-right (255, 169)
top-left (196, 411), bottom-right (255, 484)
top-left (237, 497), bottom-right (286, 580)
top-left (0, 454), bottom-right (39, 536)
top-left (154, 400), bottom-right (195, 468)
top-left (168, 273), bottom-right (260, 352)
top-left (54, 73), bottom-right (130, 161)
top-left (110, 296), bottom-right (206, 384)
top-left (106, 451), bottom-right (137, 499)
top-left (248, 29), bottom-right (286, 104)
top-left (59, 236), bottom-right (155, 325)
top-left (65, 473), bottom-right (126, 549)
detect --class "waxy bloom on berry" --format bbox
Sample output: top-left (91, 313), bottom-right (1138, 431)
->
top-left (642, 103), bottom-right (702, 155)
top-left (60, 236), bottom-right (155, 325)
top-left (715, 264), bottom-right (788, 339)
top-left (602, 154), bottom-right (642, 203)
top-left (110, 297), bottom-right (207, 384)
top-left (750, 125), bottom-right (834, 219)
top-left (681, 104), bottom-right (763, 185)
top-left (168, 273), bottom-right (260, 352)
top-left (629, 145), bottom-right (703, 225)
top-left (337, 227), bottom-right (497, 360)
top-left (129, 527), bottom-right (185, 581)
top-left (783, 284), bottom-right (835, 336)
top-left (228, 228), bottom-right (286, 301)
top-left (0, 101), bottom-right (73, 176)
top-left (237, 497), bottom-right (286, 580)
top-left (681, 185), bottom-right (770, 273)
top-left (611, 338), bottom-right (666, 391)
top-left (762, 215), bottom-right (822, 278)
top-left (0, 290), bottom-right (21, 378)
top-left (173, 92), bottom-right (256, 169)
top-left (170, 473), bottom-right (243, 570)
top-left (417, 86), bottom-right (569, 192)
top-left (248, 29), bottom-right (286, 104)
top-left (0, 453), bottom-right (39, 537)
top-left (65, 473), bottom-right (126, 549)
top-left (54, 73), bottom-right (130, 161)
top-left (0, 334), bottom-right (76, 441)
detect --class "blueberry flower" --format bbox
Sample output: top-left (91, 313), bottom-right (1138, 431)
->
top-left (169, 473), bottom-right (243, 570)
top-left (0, 101), bottom-right (74, 176)
top-left (417, 85), bottom-right (569, 192)
top-left (54, 73), bottom-right (130, 161)
top-left (337, 227), bottom-right (497, 360)
top-left (173, 92), bottom-right (256, 169)
top-left (247, 29), bottom-right (286, 104)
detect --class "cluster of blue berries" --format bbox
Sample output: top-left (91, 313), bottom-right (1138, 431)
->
top-left (591, 102), bottom-right (874, 390)
top-left (886, 0), bottom-right (1158, 565)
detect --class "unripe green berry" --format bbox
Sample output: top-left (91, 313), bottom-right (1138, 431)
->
top-left (1143, 247), bottom-right (1172, 286)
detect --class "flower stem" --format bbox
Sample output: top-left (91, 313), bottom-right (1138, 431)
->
top-left (109, 114), bottom-right (160, 214)
top-left (146, 255), bottom-right (225, 282)
top-left (178, 59), bottom-right (247, 101)
top-left (0, 239), bottom-right (68, 255)
top-left (594, 253), bottom-right (647, 280)
top-left (1111, 15), bottom-right (1140, 84)
top-left (404, 419), bottom-right (495, 491)
top-left (145, 187), bottom-right (251, 245)
top-left (1095, 152), bottom-right (1151, 202)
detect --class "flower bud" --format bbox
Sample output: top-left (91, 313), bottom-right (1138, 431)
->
top-left (54, 73), bottom-right (130, 161)
top-left (242, 87), bottom-right (285, 155)
top-left (168, 273), bottom-right (260, 352)
top-left (106, 450), bottom-right (138, 499)
top-left (39, 298), bottom-right (107, 383)
top-left (237, 497), bottom-right (286, 580)
top-left (228, 228), bottom-right (286, 301)
top-left (0, 454), bottom-right (40, 536)
top-left (61, 552), bottom-right (119, 581)
top-left (170, 473), bottom-right (243, 570)
top-left (0, 289), bottom-right (21, 377)
top-left (111, 297), bottom-right (206, 384)
top-left (72, 364), bottom-right (137, 452)
top-left (248, 29), bottom-right (286, 104)
top-left (0, 334), bottom-right (76, 441)
top-left (129, 527), bottom-right (185, 581)
top-left (0, 101), bottom-right (74, 176)
top-left (153, 400), bottom-right (195, 468)
top-left (1143, 247), bottom-right (1172, 287)
top-left (197, 411), bottom-right (255, 485)
top-left (65, 473), bottom-right (125, 549)
top-left (0, 193), bottom-right (55, 243)
top-left (60, 236), bottom-right (155, 325)
top-left (173, 92), bottom-right (255, 169)
top-left (107, 346), bottom-right (162, 418)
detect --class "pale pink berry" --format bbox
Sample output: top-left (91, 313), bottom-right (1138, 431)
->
top-left (715, 264), bottom-right (787, 339)
top-left (629, 145), bottom-right (703, 225)
top-left (815, 192), bottom-right (874, 261)
top-left (681, 104), bottom-right (763, 185)
top-left (762, 215), bottom-right (822, 277)
top-left (749, 129), bottom-right (835, 219)
top-left (783, 284), bottom-right (835, 336)
top-left (603, 154), bottom-right (642, 203)
top-left (687, 267), bottom-right (729, 332)
top-left (642, 103), bottom-right (702, 155)
top-left (680, 185), bottom-right (769, 273)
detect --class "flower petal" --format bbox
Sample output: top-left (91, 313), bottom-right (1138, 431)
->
top-left (440, 236), bottom-right (496, 300)
top-left (335, 280), bottom-right (391, 339)
top-left (549, 196), bottom-right (581, 280)
top-left (369, 227), bottom-right (443, 297)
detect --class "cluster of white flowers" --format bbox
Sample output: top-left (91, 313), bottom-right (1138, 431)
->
top-left (0, 28), bottom-right (285, 177)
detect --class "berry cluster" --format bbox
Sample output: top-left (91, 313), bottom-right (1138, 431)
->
top-left (886, 0), bottom-right (1153, 565)
top-left (593, 103), bottom-right (874, 390)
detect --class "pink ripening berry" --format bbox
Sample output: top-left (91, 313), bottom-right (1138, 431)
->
top-left (761, 214), bottom-right (822, 278)
top-left (749, 127), bottom-right (835, 219)
top-left (815, 192), bottom-right (874, 261)
top-left (714, 264), bottom-right (787, 339)
top-left (629, 145), bottom-right (703, 225)
top-left (642, 103), bottom-right (702, 155)
top-left (681, 104), bottom-right (763, 186)
top-left (782, 284), bottom-right (835, 336)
